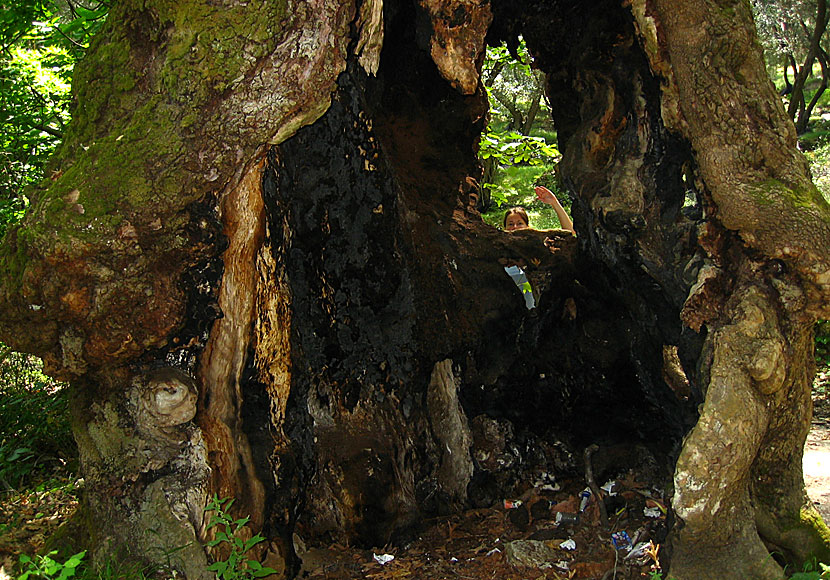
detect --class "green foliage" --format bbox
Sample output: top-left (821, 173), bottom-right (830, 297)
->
top-left (479, 130), bottom-right (559, 167)
top-left (802, 138), bottom-right (830, 203)
top-left (479, 129), bottom-right (559, 206)
top-left (479, 39), bottom-right (569, 230)
top-left (790, 557), bottom-right (830, 578)
top-left (817, 320), bottom-right (830, 365)
top-left (0, 42), bottom-right (72, 199)
top-left (751, 0), bottom-right (818, 65)
top-left (15, 549), bottom-right (163, 580)
top-left (482, 39), bottom-right (550, 132)
top-left (791, 571), bottom-right (830, 579)
top-left (0, 346), bottom-right (73, 489)
top-left (17, 550), bottom-right (86, 580)
top-left (205, 495), bottom-right (278, 580)
top-left (0, 1), bottom-right (108, 238)
top-left (0, 195), bottom-right (27, 239)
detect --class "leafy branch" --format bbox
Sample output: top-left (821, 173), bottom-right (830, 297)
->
top-left (479, 129), bottom-right (559, 206)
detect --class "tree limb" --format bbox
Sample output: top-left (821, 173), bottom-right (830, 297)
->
top-left (521, 72), bottom-right (546, 135)
top-left (29, 123), bottom-right (63, 138)
top-left (788, 0), bottom-right (827, 130)
top-left (484, 60), bottom-right (505, 86)
top-left (489, 85), bottom-right (523, 131)
top-left (803, 46), bottom-right (829, 131)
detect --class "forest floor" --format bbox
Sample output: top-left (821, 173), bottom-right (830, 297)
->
top-left (805, 366), bottom-right (830, 524)
top-left (2, 369), bottom-right (830, 579)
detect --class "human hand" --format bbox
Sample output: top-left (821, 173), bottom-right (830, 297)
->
top-left (534, 185), bottom-right (557, 205)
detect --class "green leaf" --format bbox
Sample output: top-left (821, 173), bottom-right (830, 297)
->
top-left (243, 534), bottom-right (264, 552)
top-left (251, 565), bottom-right (279, 577)
top-left (65, 551), bottom-right (86, 568)
top-left (233, 516), bottom-right (251, 528)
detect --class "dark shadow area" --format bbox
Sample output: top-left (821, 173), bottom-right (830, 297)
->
top-left (242, 0), bottom-right (706, 561)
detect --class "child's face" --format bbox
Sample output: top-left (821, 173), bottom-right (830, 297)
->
top-left (505, 214), bottom-right (528, 231)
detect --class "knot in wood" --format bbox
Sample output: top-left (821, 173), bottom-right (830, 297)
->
top-left (139, 367), bottom-right (198, 428)
top-left (748, 339), bottom-right (786, 395)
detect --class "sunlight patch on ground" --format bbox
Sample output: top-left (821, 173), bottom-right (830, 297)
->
top-left (804, 448), bottom-right (830, 478)
top-left (804, 424), bottom-right (830, 521)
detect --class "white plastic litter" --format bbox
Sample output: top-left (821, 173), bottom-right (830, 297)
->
top-left (560, 539), bottom-right (577, 551)
top-left (373, 553), bottom-right (395, 565)
top-left (644, 506), bottom-right (662, 518)
top-left (601, 480), bottom-right (617, 495)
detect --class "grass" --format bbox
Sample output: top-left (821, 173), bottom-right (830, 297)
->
top-left (481, 162), bottom-right (571, 231)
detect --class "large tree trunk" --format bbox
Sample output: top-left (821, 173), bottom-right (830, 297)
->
top-left (1, 0), bottom-right (830, 579)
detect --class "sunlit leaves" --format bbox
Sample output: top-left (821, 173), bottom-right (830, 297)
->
top-left (18, 550), bottom-right (86, 580)
top-left (0, 1), bottom-right (108, 237)
top-left (1, 1), bottom-right (109, 56)
top-left (752, 0), bottom-right (820, 63)
top-left (479, 129), bottom-right (559, 166)
top-left (0, 44), bottom-right (72, 199)
top-left (479, 129), bottom-right (559, 208)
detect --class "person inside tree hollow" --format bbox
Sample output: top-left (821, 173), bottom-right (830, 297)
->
top-left (502, 185), bottom-right (574, 309)
top-left (503, 186), bottom-right (574, 233)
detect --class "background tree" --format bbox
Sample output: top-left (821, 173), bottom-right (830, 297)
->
top-left (753, 0), bottom-right (829, 133)
top-left (478, 40), bottom-right (565, 225)
top-left (483, 40), bottom-right (547, 135)
top-left (0, 1), bottom-right (829, 580)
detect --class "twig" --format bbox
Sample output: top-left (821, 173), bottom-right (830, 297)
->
top-left (30, 123), bottom-right (63, 138)
top-left (583, 444), bottom-right (608, 529)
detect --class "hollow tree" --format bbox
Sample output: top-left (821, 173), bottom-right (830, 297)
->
top-left (1, 0), bottom-right (829, 578)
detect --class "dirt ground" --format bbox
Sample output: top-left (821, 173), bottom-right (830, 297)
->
top-left (806, 392), bottom-right (830, 523)
top-left (3, 382), bottom-right (830, 579)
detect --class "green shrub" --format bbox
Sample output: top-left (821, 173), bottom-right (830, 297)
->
top-left (205, 495), bottom-right (278, 580)
top-left (0, 346), bottom-right (74, 489)
top-left (17, 550), bottom-right (86, 580)
top-left (816, 321), bottom-right (830, 366)
top-left (789, 557), bottom-right (830, 579)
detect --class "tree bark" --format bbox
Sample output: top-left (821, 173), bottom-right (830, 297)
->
top-left (0, 1), bottom-right (829, 579)
top-left (520, 72), bottom-right (545, 135)
top-left (631, 0), bottom-right (830, 576)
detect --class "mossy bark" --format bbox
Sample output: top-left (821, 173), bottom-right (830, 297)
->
top-left (0, 0), bottom-right (355, 374)
top-left (0, 0), bottom-right (360, 574)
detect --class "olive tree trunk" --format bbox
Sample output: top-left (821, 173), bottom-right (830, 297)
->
top-left (0, 0), bottom-right (829, 579)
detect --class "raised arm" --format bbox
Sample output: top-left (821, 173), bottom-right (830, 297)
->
top-left (535, 185), bottom-right (574, 233)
